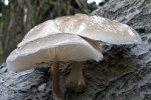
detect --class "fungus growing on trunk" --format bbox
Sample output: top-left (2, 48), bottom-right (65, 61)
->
top-left (7, 13), bottom-right (142, 100)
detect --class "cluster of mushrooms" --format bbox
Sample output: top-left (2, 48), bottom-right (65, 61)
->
top-left (6, 14), bottom-right (142, 100)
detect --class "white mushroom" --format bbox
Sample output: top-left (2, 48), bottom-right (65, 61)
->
top-left (7, 33), bottom-right (103, 99)
top-left (7, 13), bottom-right (142, 99)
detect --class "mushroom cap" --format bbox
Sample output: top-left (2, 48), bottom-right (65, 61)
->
top-left (7, 33), bottom-right (103, 72)
top-left (55, 13), bottom-right (142, 44)
top-left (18, 13), bottom-right (142, 47)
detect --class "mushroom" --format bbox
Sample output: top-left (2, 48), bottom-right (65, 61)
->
top-left (7, 33), bottom-right (103, 99)
top-left (7, 13), bottom-right (142, 99)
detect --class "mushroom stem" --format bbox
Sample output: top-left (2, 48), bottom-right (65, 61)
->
top-left (51, 58), bottom-right (63, 100)
top-left (66, 62), bottom-right (86, 92)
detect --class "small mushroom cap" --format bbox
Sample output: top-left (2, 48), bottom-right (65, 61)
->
top-left (7, 33), bottom-right (103, 72)
top-left (18, 14), bottom-right (142, 47)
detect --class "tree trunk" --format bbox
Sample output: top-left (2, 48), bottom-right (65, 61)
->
top-left (0, 0), bottom-right (151, 100)
top-left (91, 0), bottom-right (151, 33)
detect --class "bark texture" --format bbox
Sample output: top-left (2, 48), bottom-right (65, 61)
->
top-left (0, 0), bottom-right (151, 100)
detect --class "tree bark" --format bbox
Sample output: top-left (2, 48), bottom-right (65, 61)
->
top-left (0, 0), bottom-right (151, 100)
top-left (91, 0), bottom-right (151, 33)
